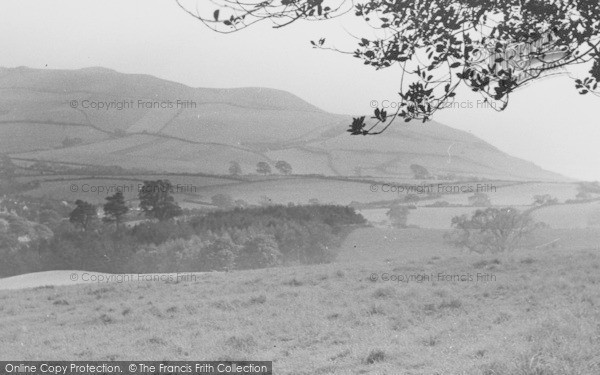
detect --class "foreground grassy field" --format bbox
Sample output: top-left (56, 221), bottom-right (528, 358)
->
top-left (1, 228), bottom-right (600, 374)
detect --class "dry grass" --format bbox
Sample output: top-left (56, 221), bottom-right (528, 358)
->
top-left (1, 228), bottom-right (599, 374)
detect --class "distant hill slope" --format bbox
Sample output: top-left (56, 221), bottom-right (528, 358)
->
top-left (0, 66), bottom-right (566, 180)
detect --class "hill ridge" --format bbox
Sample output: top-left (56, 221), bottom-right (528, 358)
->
top-left (0, 66), bottom-right (567, 181)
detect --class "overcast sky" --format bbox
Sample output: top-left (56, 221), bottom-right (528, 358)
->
top-left (2, 0), bottom-right (599, 181)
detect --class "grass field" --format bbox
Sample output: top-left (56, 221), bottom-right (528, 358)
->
top-left (15, 170), bottom-right (584, 215)
top-left (1, 228), bottom-right (599, 374)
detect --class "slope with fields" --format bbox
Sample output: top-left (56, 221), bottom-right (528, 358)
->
top-left (1, 66), bottom-right (566, 181)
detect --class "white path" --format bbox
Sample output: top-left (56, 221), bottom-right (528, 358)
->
top-left (0, 270), bottom-right (202, 291)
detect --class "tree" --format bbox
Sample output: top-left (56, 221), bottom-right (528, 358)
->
top-left (69, 200), bottom-right (97, 231)
top-left (228, 161), bottom-right (242, 176)
top-left (103, 191), bottom-right (129, 227)
top-left (138, 180), bottom-right (183, 221)
top-left (410, 164), bottom-right (430, 179)
top-left (468, 192), bottom-right (492, 207)
top-left (203, 238), bottom-right (239, 271)
top-left (256, 161), bottom-right (272, 175)
top-left (445, 207), bottom-right (539, 253)
top-left (237, 234), bottom-right (281, 269)
top-left (183, 1), bottom-right (600, 133)
top-left (386, 205), bottom-right (409, 228)
top-left (275, 160), bottom-right (293, 175)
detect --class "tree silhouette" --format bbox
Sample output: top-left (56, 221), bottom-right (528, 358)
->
top-left (103, 191), bottom-right (129, 227)
top-left (410, 164), bottom-right (430, 179)
top-left (275, 160), bottom-right (293, 175)
top-left (138, 180), bottom-right (183, 221)
top-left (256, 161), bottom-right (272, 175)
top-left (69, 200), bottom-right (97, 231)
top-left (228, 161), bottom-right (242, 176)
top-left (446, 207), bottom-right (539, 253)
top-left (386, 205), bottom-right (409, 228)
top-left (180, 0), bottom-right (600, 133)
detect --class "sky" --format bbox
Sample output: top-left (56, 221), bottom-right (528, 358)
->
top-left (1, 0), bottom-right (599, 181)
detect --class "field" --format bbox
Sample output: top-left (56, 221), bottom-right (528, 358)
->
top-left (13, 171), bottom-right (588, 215)
top-left (1, 228), bottom-right (600, 374)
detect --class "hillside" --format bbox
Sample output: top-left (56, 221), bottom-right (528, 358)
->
top-left (1, 228), bottom-right (599, 374)
top-left (0, 66), bottom-right (565, 180)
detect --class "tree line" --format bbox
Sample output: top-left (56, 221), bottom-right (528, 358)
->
top-left (0, 182), bottom-right (366, 277)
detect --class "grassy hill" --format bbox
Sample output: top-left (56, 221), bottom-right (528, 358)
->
top-left (1, 227), bottom-right (599, 374)
top-left (0, 66), bottom-right (566, 181)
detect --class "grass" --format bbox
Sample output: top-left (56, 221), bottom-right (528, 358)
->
top-left (1, 228), bottom-right (600, 374)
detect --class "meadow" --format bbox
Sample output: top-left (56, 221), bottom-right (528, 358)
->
top-left (1, 227), bottom-right (599, 374)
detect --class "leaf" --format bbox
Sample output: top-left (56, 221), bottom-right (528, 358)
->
top-left (213, 10), bottom-right (220, 21)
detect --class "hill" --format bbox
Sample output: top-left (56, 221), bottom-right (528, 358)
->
top-left (0, 66), bottom-right (565, 180)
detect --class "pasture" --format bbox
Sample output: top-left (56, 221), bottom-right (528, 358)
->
top-left (1, 227), bottom-right (599, 374)
top-left (14, 172), bottom-right (585, 216)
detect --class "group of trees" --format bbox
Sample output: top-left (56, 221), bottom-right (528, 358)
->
top-left (257, 160), bottom-right (293, 175)
top-left (68, 180), bottom-right (183, 231)
top-left (0, 187), bottom-right (366, 277)
top-left (229, 160), bottom-right (293, 176)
